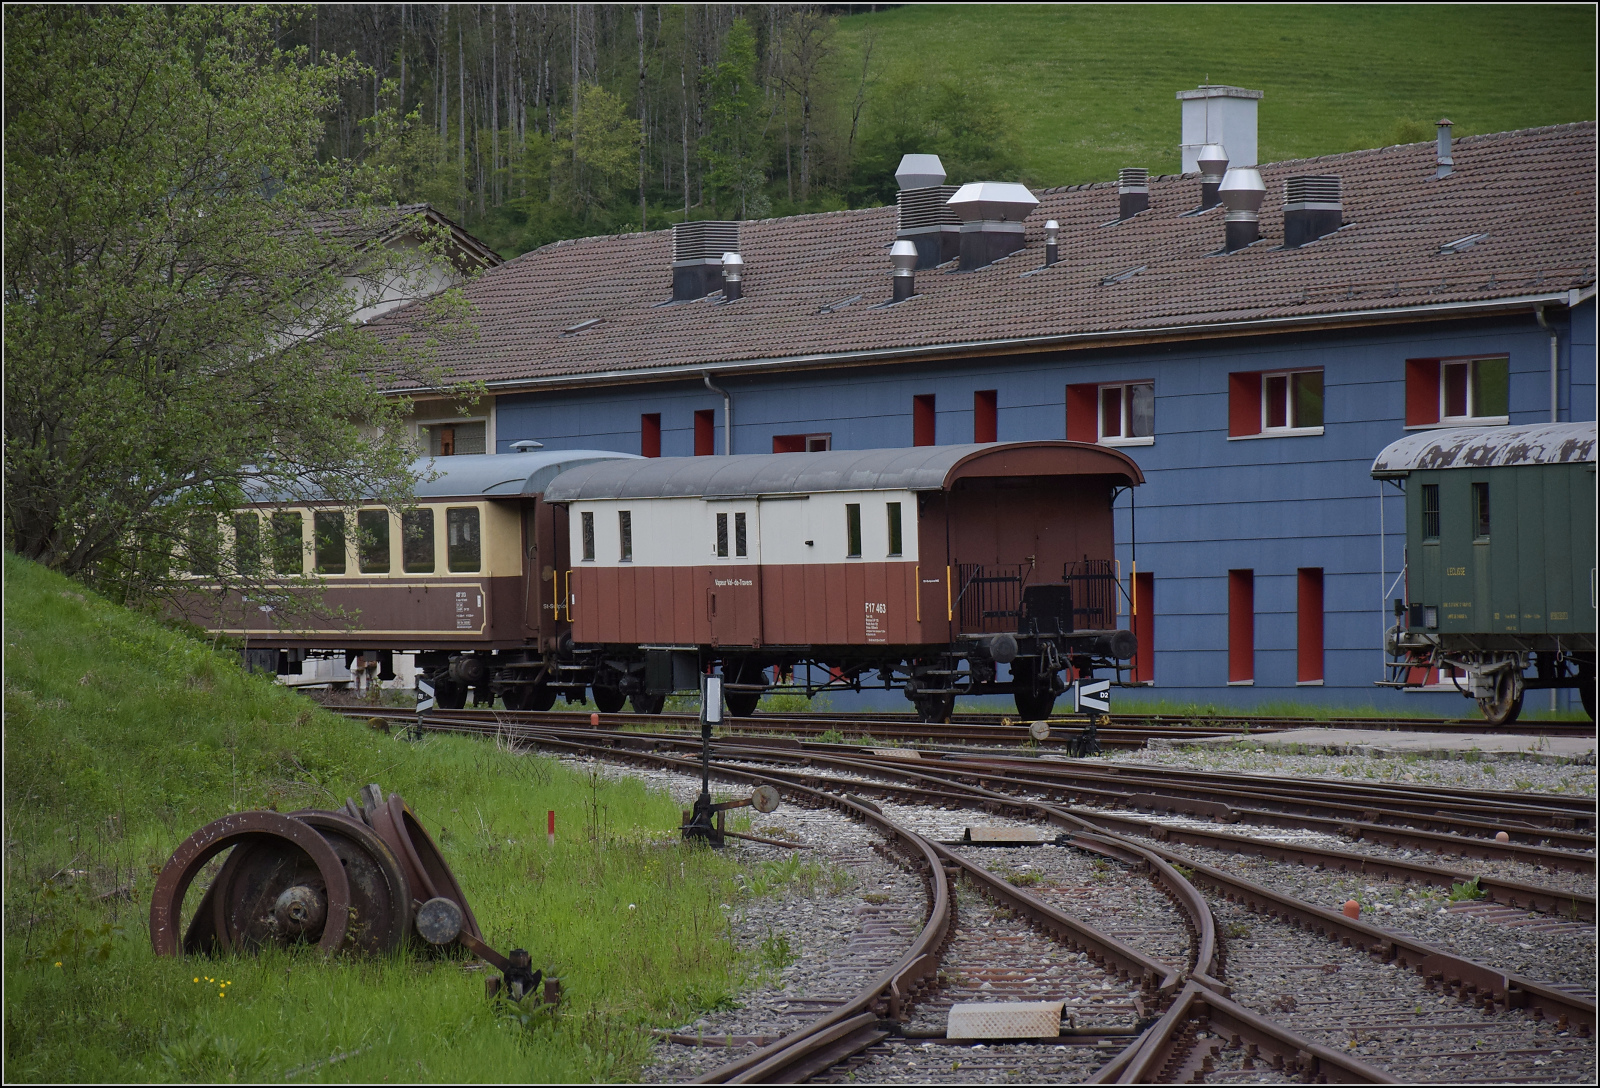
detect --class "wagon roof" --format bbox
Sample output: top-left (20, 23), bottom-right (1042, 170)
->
top-left (542, 441), bottom-right (1142, 502)
top-left (245, 448), bottom-right (636, 503)
top-left (1370, 421), bottom-right (1597, 478)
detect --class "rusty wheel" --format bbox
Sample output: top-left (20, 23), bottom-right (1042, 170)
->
top-left (289, 810), bottom-right (413, 954)
top-left (151, 811), bottom-right (351, 957)
top-left (365, 792), bottom-right (483, 942)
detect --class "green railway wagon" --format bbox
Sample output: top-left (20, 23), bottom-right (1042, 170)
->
top-left (1372, 422), bottom-right (1596, 724)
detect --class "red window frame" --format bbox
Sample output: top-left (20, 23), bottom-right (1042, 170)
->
top-left (641, 413), bottom-right (661, 458)
top-left (694, 409), bottom-right (715, 456)
top-left (974, 390), bottom-right (997, 443)
top-left (1228, 569), bottom-right (1254, 683)
top-left (1297, 567), bottom-right (1324, 683)
top-left (913, 394), bottom-right (936, 446)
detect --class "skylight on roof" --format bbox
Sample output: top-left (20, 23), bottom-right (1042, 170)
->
top-left (1098, 265), bottom-right (1147, 286)
top-left (560, 317), bottom-right (604, 336)
top-left (1438, 233), bottom-right (1488, 255)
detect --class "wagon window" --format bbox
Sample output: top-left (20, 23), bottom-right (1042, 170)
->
top-left (447, 507), bottom-right (481, 572)
top-left (887, 503), bottom-right (903, 557)
top-left (187, 514), bottom-right (220, 576)
top-left (580, 511), bottom-right (595, 562)
top-left (232, 514), bottom-right (261, 575)
top-left (358, 509), bottom-right (391, 573)
top-left (314, 511), bottom-right (346, 574)
top-left (270, 512), bottom-right (304, 574)
top-left (402, 509), bottom-right (435, 573)
top-left (1472, 482), bottom-right (1490, 540)
top-left (734, 512), bottom-right (747, 558)
top-left (716, 512), bottom-right (729, 558)
top-left (619, 510), bottom-right (633, 562)
top-left (1421, 485), bottom-right (1440, 541)
top-left (846, 504), bottom-right (862, 558)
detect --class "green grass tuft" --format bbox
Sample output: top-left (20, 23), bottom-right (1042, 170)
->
top-left (3, 553), bottom-right (755, 1082)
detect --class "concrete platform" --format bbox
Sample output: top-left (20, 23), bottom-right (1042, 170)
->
top-left (1150, 727), bottom-right (1597, 765)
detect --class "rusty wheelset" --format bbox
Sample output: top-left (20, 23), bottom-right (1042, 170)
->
top-left (149, 784), bottom-right (547, 1002)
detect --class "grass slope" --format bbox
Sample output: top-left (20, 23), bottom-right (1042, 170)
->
top-left (3, 553), bottom-right (763, 1082)
top-left (837, 4), bottom-right (1596, 185)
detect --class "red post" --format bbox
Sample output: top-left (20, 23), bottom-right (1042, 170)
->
top-left (547, 809), bottom-right (555, 847)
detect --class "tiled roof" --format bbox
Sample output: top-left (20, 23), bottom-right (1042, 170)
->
top-left (370, 124), bottom-right (1594, 391)
top-left (307, 203), bottom-right (503, 266)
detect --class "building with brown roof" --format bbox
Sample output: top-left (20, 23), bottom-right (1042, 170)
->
top-left (371, 103), bottom-right (1595, 710)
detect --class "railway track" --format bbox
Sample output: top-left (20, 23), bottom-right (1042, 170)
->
top-left (362, 709), bottom-right (1595, 1082)
top-left (322, 700), bottom-right (1597, 752)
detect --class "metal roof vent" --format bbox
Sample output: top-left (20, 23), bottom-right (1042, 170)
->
top-left (1282, 175), bottom-right (1342, 248)
top-left (1435, 119), bottom-right (1454, 179)
top-left (1118, 168), bottom-right (1149, 220)
top-left (1043, 220), bottom-right (1059, 267)
top-left (1197, 144), bottom-right (1229, 209)
top-left (671, 220), bottom-right (740, 300)
top-left (720, 252), bottom-right (743, 301)
top-left (895, 154), bottom-right (961, 269)
top-left (1218, 167), bottom-right (1265, 252)
top-left (946, 181), bottom-right (1039, 270)
top-left (890, 240), bottom-right (918, 302)
top-left (1178, 84), bottom-right (1261, 172)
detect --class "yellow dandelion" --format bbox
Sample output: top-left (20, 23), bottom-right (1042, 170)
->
top-left (194, 977), bottom-right (200, 983)
top-left (54, 962), bottom-right (63, 968)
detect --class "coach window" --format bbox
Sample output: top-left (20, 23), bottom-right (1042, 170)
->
top-left (734, 512), bottom-right (747, 558)
top-left (715, 512), bottom-right (729, 558)
top-left (314, 511), bottom-right (346, 574)
top-left (270, 512), bottom-right (304, 574)
top-left (619, 510), bottom-right (633, 562)
top-left (232, 514), bottom-right (262, 575)
top-left (446, 507), bottom-right (481, 572)
top-left (580, 511), bottom-right (595, 562)
top-left (1421, 484), bottom-right (1440, 541)
top-left (358, 509), bottom-right (391, 573)
top-left (1472, 483), bottom-right (1491, 540)
top-left (887, 503), bottom-right (903, 557)
top-left (846, 504), bottom-right (863, 558)
top-left (187, 514), bottom-right (220, 576)
top-left (402, 509), bottom-right (435, 573)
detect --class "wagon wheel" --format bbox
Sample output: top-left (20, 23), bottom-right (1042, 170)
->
top-left (151, 811), bottom-right (351, 958)
top-left (366, 792), bottom-right (483, 943)
top-left (629, 692), bottom-right (667, 714)
top-left (723, 660), bottom-right (764, 717)
top-left (591, 683), bottom-right (626, 714)
top-left (1013, 688), bottom-right (1057, 720)
top-left (501, 681), bottom-right (557, 712)
top-left (913, 692), bottom-right (955, 724)
top-left (1582, 673), bottom-right (1596, 721)
top-left (1011, 658), bottom-right (1058, 720)
top-left (433, 678), bottom-right (469, 710)
top-left (287, 810), bottom-right (413, 955)
top-left (1477, 668), bottom-right (1524, 726)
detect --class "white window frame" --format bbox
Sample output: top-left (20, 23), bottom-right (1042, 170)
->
top-left (416, 414), bottom-right (494, 456)
top-left (1097, 381), bottom-right (1155, 447)
top-left (1439, 356), bottom-right (1510, 426)
top-left (1259, 368), bottom-right (1325, 437)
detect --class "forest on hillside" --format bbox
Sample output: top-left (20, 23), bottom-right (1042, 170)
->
top-left (288, 4), bottom-right (1019, 256)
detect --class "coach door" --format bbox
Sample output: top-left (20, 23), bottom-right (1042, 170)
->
top-left (706, 503), bottom-right (762, 648)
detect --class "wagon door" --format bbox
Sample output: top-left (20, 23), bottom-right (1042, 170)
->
top-left (706, 503), bottom-right (762, 648)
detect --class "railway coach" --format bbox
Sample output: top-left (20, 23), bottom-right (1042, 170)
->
top-left (1372, 421), bottom-right (1596, 723)
top-left (542, 440), bottom-right (1143, 720)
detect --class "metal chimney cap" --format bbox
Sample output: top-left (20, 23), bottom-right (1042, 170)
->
top-left (896, 154), bottom-right (947, 190)
top-left (1436, 118), bottom-right (1453, 128)
top-left (1218, 167), bottom-right (1266, 211)
top-left (890, 239), bottom-right (919, 272)
top-left (1197, 143), bottom-right (1230, 176)
top-left (1044, 219), bottom-right (1059, 233)
top-left (721, 251), bottom-right (744, 270)
top-left (946, 181), bottom-right (1040, 223)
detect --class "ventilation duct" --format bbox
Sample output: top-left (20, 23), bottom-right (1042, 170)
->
top-left (946, 181), bottom-right (1039, 270)
top-left (1197, 144), bottom-right (1229, 209)
top-left (1218, 167), bottom-right (1265, 252)
top-left (1043, 220), bottom-right (1059, 267)
top-left (1118, 168), bottom-right (1149, 219)
top-left (895, 154), bottom-right (961, 269)
top-left (890, 240), bottom-right (917, 302)
top-left (1177, 84), bottom-right (1261, 172)
top-left (1435, 119), bottom-right (1454, 179)
top-left (720, 252), bottom-right (743, 301)
top-left (1282, 176), bottom-right (1342, 248)
top-left (672, 221), bottom-right (740, 300)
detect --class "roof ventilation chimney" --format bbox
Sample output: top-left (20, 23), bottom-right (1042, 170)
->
top-left (946, 182), bottom-right (1039, 270)
top-left (1435, 119), bottom-right (1453, 179)
top-left (1219, 167), bottom-right (1265, 252)
top-left (1282, 176), bottom-right (1342, 248)
top-left (894, 154), bottom-right (961, 269)
top-left (671, 220), bottom-right (740, 300)
top-left (720, 252), bottom-right (743, 301)
top-left (1043, 220), bottom-right (1059, 267)
top-left (1118, 168), bottom-right (1149, 220)
top-left (1197, 144), bottom-right (1229, 209)
top-left (890, 240), bottom-right (918, 302)
top-left (1178, 84), bottom-right (1262, 172)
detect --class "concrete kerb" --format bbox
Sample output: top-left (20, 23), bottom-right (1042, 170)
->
top-left (1149, 728), bottom-right (1597, 766)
